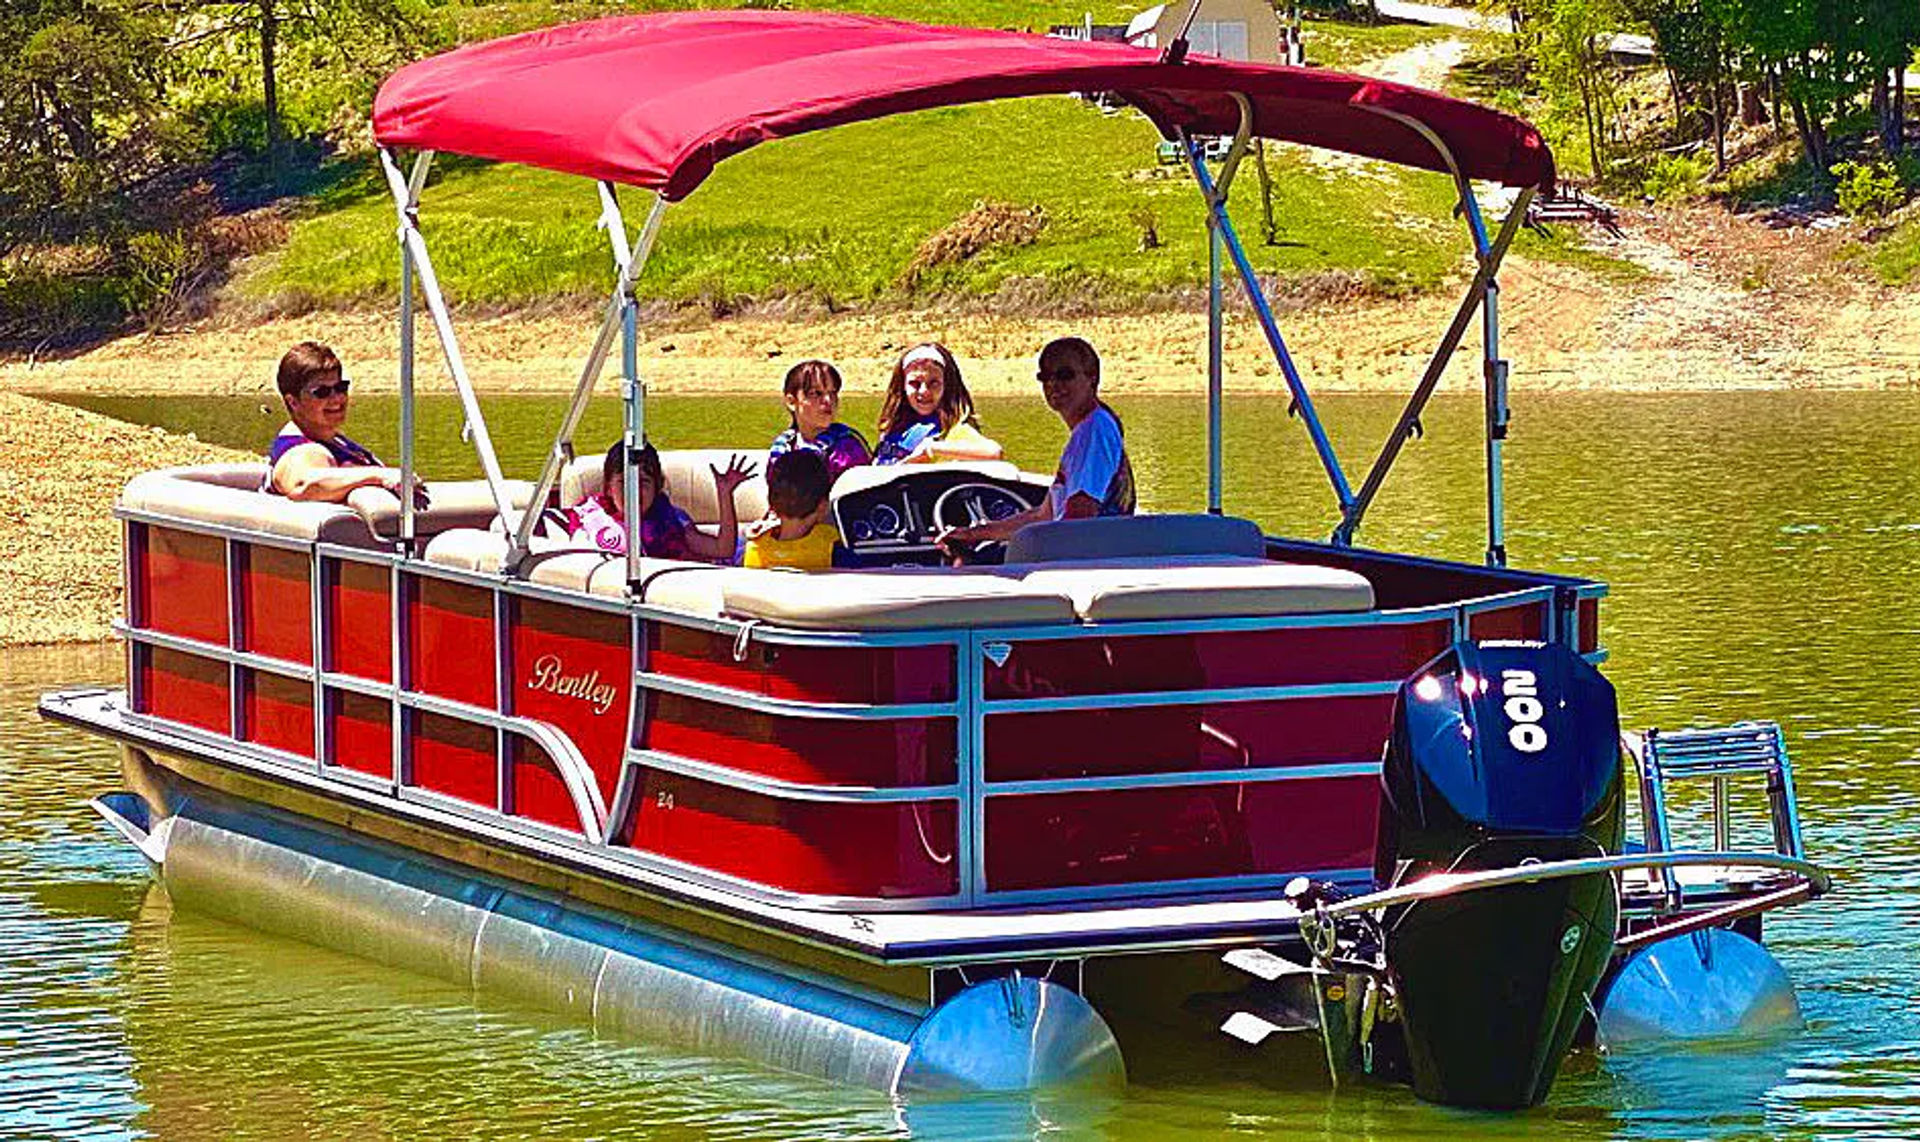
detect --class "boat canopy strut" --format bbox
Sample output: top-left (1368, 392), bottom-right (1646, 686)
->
top-left (379, 147), bottom-right (519, 543)
top-left (1325, 109), bottom-right (1537, 565)
top-left (1184, 135), bottom-right (1355, 517)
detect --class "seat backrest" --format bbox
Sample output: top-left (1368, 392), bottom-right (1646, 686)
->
top-left (562, 448), bottom-right (769, 525)
top-left (120, 464), bottom-right (382, 547)
top-left (122, 465), bottom-right (534, 545)
top-left (1004, 513), bottom-right (1266, 564)
top-left (346, 478), bottom-right (536, 539)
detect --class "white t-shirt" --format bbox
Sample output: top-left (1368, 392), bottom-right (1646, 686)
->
top-left (1049, 405), bottom-right (1126, 519)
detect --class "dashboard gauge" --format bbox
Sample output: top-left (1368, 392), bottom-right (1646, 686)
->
top-left (868, 503), bottom-right (903, 538)
top-left (984, 494), bottom-right (1021, 521)
top-left (848, 519), bottom-right (874, 543)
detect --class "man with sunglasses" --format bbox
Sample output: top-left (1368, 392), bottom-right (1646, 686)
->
top-left (939, 336), bottom-right (1134, 558)
top-left (265, 341), bottom-right (420, 503)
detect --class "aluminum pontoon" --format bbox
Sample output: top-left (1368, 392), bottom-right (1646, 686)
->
top-left (40, 9), bottom-right (1829, 1110)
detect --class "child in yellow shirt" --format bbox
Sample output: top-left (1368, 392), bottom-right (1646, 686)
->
top-left (743, 448), bottom-right (844, 570)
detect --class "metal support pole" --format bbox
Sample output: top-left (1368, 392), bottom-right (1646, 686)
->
top-left (378, 148), bottom-right (517, 528)
top-left (1207, 210), bottom-right (1224, 515)
top-left (1464, 189), bottom-right (1511, 567)
top-left (1186, 144), bottom-right (1352, 513)
top-left (509, 187), bottom-right (666, 568)
top-left (1338, 106), bottom-right (1524, 561)
top-left (397, 152), bottom-right (431, 551)
top-left (1483, 269), bottom-right (1508, 566)
top-left (1330, 185), bottom-right (1534, 549)
top-left (623, 197), bottom-right (668, 588)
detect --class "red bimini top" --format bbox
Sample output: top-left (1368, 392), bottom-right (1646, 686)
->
top-left (372, 10), bottom-right (1554, 202)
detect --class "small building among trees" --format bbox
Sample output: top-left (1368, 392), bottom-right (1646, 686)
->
top-left (1123, 0), bottom-right (1287, 64)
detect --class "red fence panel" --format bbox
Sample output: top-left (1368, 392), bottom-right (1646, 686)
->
top-left (327, 560), bottom-right (391, 683)
top-left (408, 577), bottom-right (496, 709)
top-left (629, 768), bottom-right (958, 899)
top-left (240, 545), bottom-right (311, 665)
top-left (510, 598), bottom-right (629, 803)
top-left (138, 527), bottom-right (228, 645)
top-left (242, 670), bottom-right (312, 758)
top-left (984, 777), bottom-right (1378, 892)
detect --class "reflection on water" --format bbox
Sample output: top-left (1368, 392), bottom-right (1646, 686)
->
top-left (9, 391), bottom-right (1920, 1138)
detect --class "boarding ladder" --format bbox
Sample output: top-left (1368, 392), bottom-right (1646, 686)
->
top-left (1627, 721), bottom-right (1806, 911)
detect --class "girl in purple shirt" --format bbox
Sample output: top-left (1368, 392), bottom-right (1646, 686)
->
top-left (567, 441), bottom-right (755, 562)
top-left (767, 359), bottom-right (870, 482)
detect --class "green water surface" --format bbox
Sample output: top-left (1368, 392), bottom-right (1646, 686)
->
top-left (4, 389), bottom-right (1918, 1139)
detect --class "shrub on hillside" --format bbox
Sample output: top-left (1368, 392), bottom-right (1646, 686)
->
top-left (1640, 151), bottom-right (1712, 203)
top-left (899, 201), bottom-right (1046, 290)
top-left (1832, 159), bottom-right (1908, 219)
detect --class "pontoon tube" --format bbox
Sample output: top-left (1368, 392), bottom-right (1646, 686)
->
top-left (91, 785), bottom-right (1124, 1095)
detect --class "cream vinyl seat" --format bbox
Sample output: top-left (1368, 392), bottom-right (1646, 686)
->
top-left (560, 449), bottom-right (770, 525)
top-left (119, 464), bottom-right (536, 546)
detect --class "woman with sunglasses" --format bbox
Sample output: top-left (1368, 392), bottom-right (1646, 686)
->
top-left (938, 336), bottom-right (1133, 558)
top-left (265, 341), bottom-right (419, 502)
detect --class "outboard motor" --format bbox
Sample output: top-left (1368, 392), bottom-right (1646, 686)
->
top-left (1375, 640), bottom-right (1625, 1109)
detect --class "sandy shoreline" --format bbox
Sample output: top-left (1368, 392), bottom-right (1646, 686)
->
top-left (0, 392), bottom-right (249, 648)
top-left (5, 249), bottom-right (1916, 401)
top-left (2, 212), bottom-right (1916, 648)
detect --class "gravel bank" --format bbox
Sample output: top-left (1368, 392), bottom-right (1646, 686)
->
top-left (0, 392), bottom-right (249, 646)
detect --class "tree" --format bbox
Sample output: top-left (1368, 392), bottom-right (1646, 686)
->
top-left (173, 0), bottom-right (441, 170)
top-left (0, 0), bottom-right (176, 256)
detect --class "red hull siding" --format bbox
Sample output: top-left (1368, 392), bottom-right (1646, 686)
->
top-left (327, 560), bottom-right (391, 683)
top-left (984, 776), bottom-right (1379, 892)
top-left (242, 671), bottom-right (313, 758)
top-left (408, 577), bottom-right (496, 709)
top-left (984, 694), bottom-right (1396, 782)
top-left (509, 735), bottom-right (584, 834)
top-left (644, 691), bottom-right (957, 787)
top-left (648, 623), bottom-right (954, 704)
top-left (1578, 598), bottom-right (1601, 653)
top-left (1468, 601), bottom-right (1547, 642)
top-left (142, 646), bottom-right (229, 734)
top-left (410, 710), bottom-right (496, 808)
top-left (139, 527), bottom-right (228, 645)
top-left (240, 546), bottom-right (312, 665)
top-left (329, 688), bottom-right (393, 779)
top-left (631, 769), bottom-right (958, 898)
top-left (984, 622), bottom-right (1452, 699)
top-left (509, 599), bottom-right (629, 804)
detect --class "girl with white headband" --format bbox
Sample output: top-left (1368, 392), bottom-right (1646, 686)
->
top-left (873, 342), bottom-right (1004, 465)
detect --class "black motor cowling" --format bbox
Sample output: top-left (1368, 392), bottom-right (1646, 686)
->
top-left (1374, 640), bottom-right (1626, 1109)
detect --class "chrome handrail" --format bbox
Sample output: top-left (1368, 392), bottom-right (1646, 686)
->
top-left (1317, 849), bottom-right (1830, 920)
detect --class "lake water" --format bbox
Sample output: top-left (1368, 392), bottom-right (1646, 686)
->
top-left (6, 389), bottom-right (1919, 1139)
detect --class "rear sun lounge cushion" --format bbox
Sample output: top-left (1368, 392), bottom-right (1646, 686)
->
top-left (1013, 556), bottom-right (1374, 622)
top-left (720, 566), bottom-right (1078, 630)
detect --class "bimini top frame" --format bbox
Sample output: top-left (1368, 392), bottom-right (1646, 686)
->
top-left (369, 9), bottom-right (1549, 570)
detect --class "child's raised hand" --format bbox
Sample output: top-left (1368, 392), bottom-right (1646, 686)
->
top-left (711, 454), bottom-right (759, 499)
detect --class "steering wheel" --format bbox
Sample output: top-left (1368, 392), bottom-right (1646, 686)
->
top-left (930, 482), bottom-right (1034, 565)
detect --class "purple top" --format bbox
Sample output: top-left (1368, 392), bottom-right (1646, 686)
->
top-left (266, 423), bottom-right (381, 468)
top-left (769, 421), bottom-right (870, 482)
top-left (566, 491), bottom-right (696, 559)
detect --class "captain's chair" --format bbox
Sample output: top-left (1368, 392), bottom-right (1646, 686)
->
top-left (1004, 513), bottom-right (1266, 564)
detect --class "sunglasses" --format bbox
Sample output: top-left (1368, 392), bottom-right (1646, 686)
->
top-left (1036, 367), bottom-right (1081, 383)
top-left (305, 378), bottom-right (352, 399)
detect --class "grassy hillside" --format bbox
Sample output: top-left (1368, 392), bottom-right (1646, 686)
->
top-left (236, 8), bottom-right (1489, 316)
top-left (248, 98), bottom-right (1470, 312)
